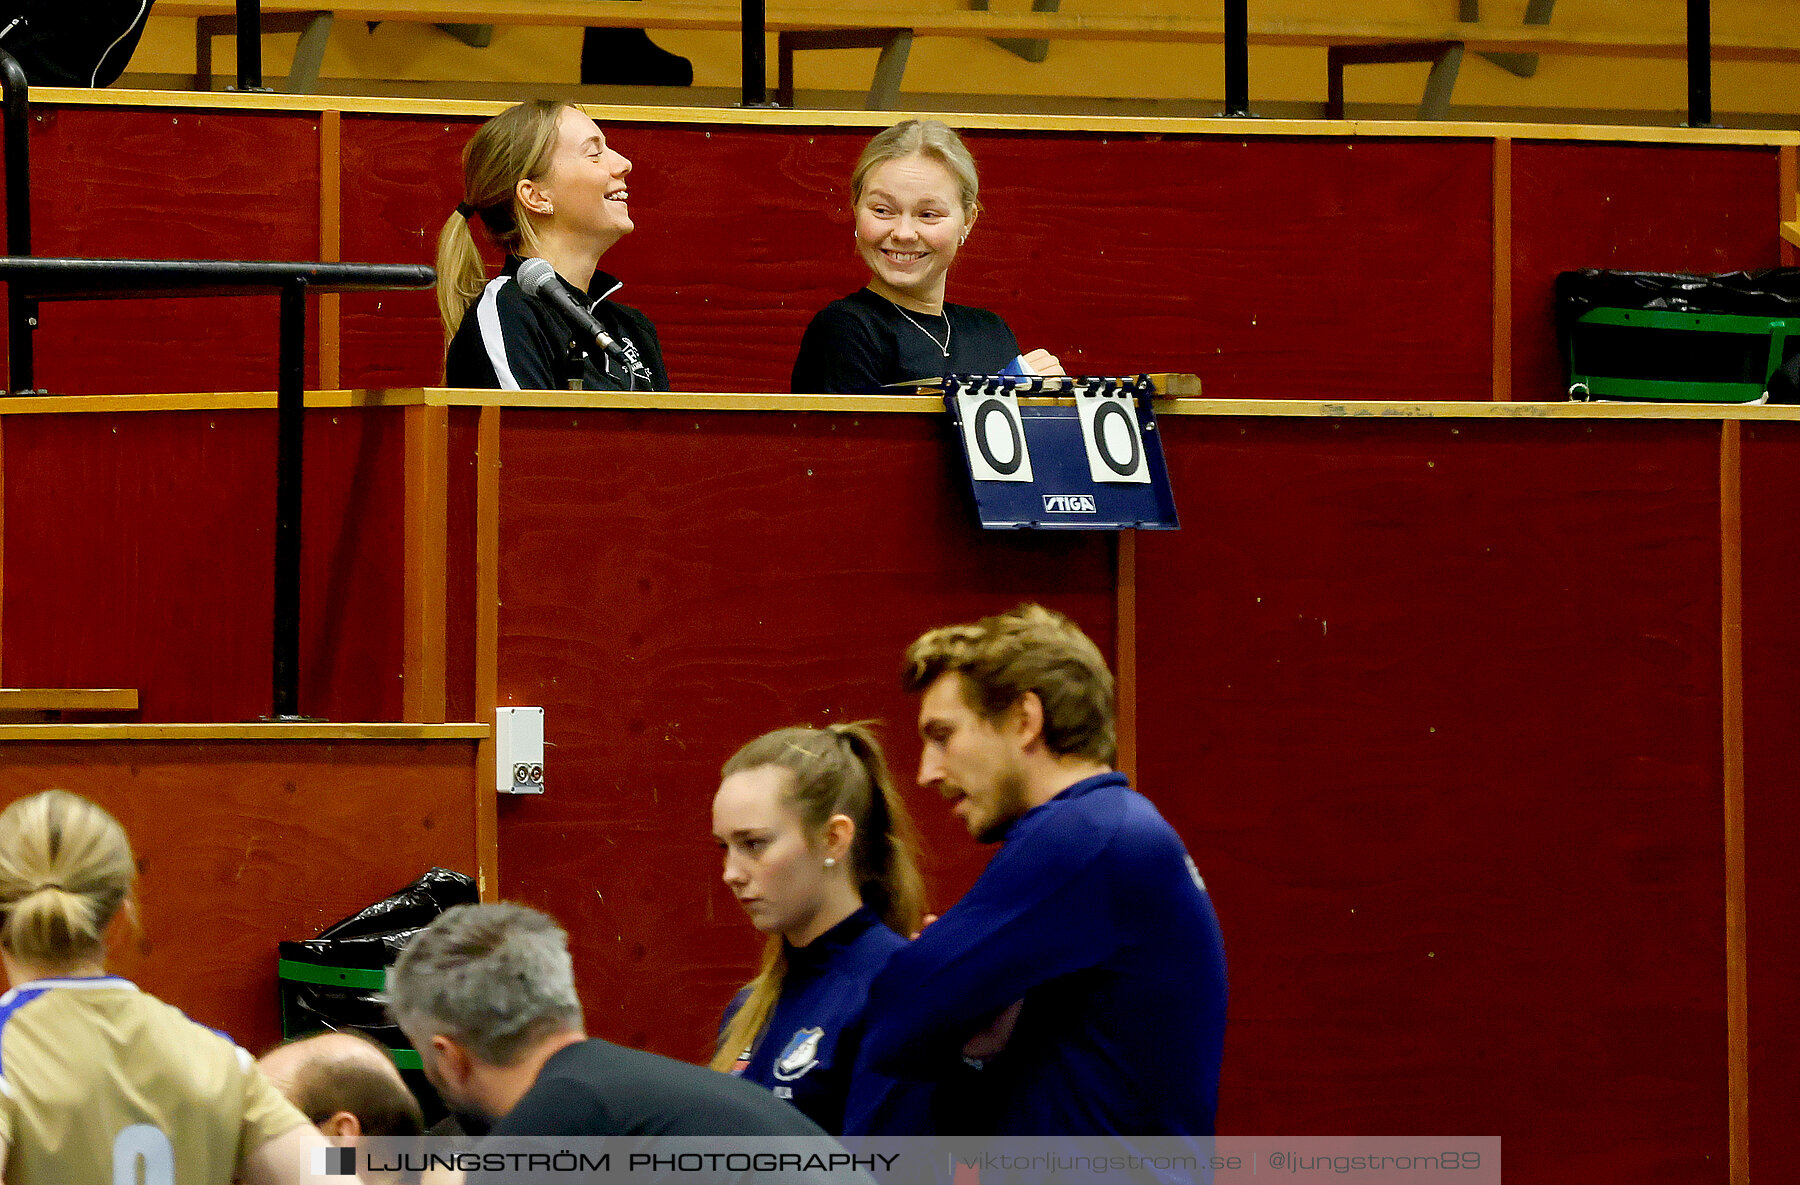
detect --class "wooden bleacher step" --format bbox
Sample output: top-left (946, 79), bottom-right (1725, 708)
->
top-left (0, 689), bottom-right (141, 722)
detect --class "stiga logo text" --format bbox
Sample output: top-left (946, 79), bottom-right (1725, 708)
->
top-left (1043, 494), bottom-right (1098, 513)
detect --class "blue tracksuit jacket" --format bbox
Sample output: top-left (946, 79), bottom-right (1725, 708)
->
top-left (853, 773), bottom-right (1228, 1136)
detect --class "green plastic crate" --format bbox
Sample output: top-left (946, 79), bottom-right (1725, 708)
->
top-left (276, 957), bottom-right (421, 1071)
top-left (1567, 307), bottom-right (1796, 403)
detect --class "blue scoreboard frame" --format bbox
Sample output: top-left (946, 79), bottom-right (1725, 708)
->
top-left (941, 375), bottom-right (1181, 531)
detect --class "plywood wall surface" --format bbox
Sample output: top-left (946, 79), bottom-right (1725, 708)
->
top-left (490, 407), bottom-right (1115, 1059)
top-left (0, 741), bottom-right (480, 1053)
top-left (1137, 415), bottom-right (1727, 1181)
top-left (1736, 419), bottom-right (1800, 1185)
top-left (1, 410), bottom-right (406, 722)
top-left (1510, 142), bottom-right (1782, 401)
top-left (12, 107), bottom-right (1784, 409)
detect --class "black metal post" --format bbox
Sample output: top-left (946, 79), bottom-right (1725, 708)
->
top-left (1686, 0), bottom-right (1713, 126)
top-left (741, 0), bottom-right (766, 106)
top-left (270, 279), bottom-right (307, 718)
top-left (1222, 0), bottom-right (1250, 117)
top-left (236, 0), bottom-right (264, 91)
top-left (1, 50), bottom-right (34, 393)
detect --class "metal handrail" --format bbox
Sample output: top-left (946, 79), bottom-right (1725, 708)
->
top-left (1, 50), bottom-right (26, 257)
top-left (0, 255), bottom-right (434, 720)
top-left (1, 49), bottom-right (34, 392)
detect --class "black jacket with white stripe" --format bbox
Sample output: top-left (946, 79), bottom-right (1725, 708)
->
top-left (445, 255), bottom-right (667, 392)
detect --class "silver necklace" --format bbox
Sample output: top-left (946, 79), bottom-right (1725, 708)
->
top-left (895, 305), bottom-right (952, 357)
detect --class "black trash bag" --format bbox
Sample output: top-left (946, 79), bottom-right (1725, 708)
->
top-left (0, 2), bottom-right (158, 88)
top-left (1556, 268), bottom-right (1800, 322)
top-left (279, 867), bottom-right (479, 1050)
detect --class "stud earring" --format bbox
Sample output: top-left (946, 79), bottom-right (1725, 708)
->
top-left (824, 857), bottom-right (837, 868)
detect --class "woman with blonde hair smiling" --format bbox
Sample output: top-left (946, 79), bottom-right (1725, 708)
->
top-left (438, 100), bottom-right (666, 392)
top-left (791, 119), bottom-right (1064, 393)
top-left (0, 790), bottom-right (344, 1185)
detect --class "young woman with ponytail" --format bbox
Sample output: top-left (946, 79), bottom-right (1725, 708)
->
top-left (438, 100), bottom-right (667, 392)
top-left (708, 723), bottom-right (929, 1134)
top-left (0, 791), bottom-right (340, 1185)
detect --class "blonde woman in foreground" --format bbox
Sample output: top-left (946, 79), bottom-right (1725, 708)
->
top-left (0, 790), bottom-right (351, 1184)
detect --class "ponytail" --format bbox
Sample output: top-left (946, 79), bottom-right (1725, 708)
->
top-left (436, 210), bottom-right (489, 343)
top-left (0, 791), bottom-right (135, 969)
top-left (829, 723), bottom-right (925, 938)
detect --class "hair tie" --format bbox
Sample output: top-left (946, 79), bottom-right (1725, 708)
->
top-left (456, 201), bottom-right (478, 220)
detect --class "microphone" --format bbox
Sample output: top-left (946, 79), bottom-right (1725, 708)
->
top-left (515, 258), bottom-right (635, 374)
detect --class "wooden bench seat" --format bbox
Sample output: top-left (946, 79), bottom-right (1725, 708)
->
top-left (159, 0), bottom-right (1800, 109)
top-left (0, 688), bottom-right (140, 722)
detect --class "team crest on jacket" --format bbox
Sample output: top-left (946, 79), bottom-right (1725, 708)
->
top-left (773, 1027), bottom-right (825, 1080)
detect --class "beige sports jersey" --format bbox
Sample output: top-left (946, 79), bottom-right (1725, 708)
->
top-left (0, 976), bottom-right (308, 1185)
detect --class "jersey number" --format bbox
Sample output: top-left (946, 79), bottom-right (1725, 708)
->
top-left (114, 1124), bottom-right (174, 1185)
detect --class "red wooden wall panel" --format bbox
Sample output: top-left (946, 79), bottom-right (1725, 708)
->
top-left (1737, 420), bottom-right (1800, 1185)
top-left (299, 407), bottom-right (408, 721)
top-left (22, 108), bottom-right (325, 395)
top-left (560, 128), bottom-right (1496, 399)
top-left (5, 104), bottom-right (1782, 406)
top-left (1, 409), bottom-right (404, 721)
top-left (338, 115), bottom-right (475, 388)
top-left (4, 411), bottom-right (278, 716)
top-left (1510, 143), bottom-right (1782, 402)
top-left (0, 740), bottom-right (479, 1053)
top-left (334, 119), bottom-right (1493, 398)
top-left (1135, 416), bottom-right (1726, 1182)
top-left (962, 135), bottom-right (1494, 399)
top-left (492, 408), bottom-right (1115, 1060)
top-left (18, 104), bottom-right (1782, 408)
top-left (444, 405), bottom-right (483, 722)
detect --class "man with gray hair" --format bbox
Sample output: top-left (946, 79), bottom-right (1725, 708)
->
top-left (385, 902), bottom-right (838, 1139)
